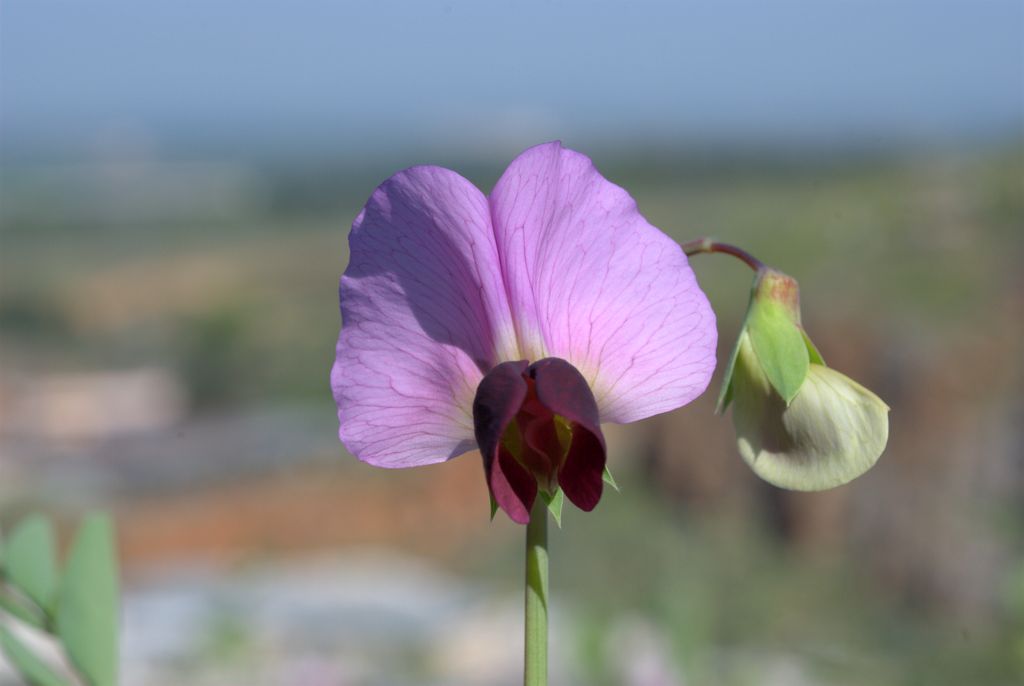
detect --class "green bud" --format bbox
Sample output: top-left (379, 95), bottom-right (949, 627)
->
top-left (717, 270), bottom-right (809, 412)
top-left (719, 269), bottom-right (889, 490)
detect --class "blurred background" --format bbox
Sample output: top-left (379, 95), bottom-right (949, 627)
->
top-left (1, 1), bottom-right (1022, 684)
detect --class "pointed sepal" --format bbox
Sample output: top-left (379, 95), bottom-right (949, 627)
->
top-left (540, 489), bottom-right (565, 528)
top-left (715, 319), bottom-right (744, 414)
top-left (801, 327), bottom-right (826, 366)
top-left (602, 465), bottom-right (620, 492)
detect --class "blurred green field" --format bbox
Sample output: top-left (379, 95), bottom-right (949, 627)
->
top-left (1, 144), bottom-right (1022, 685)
top-left (2, 146), bottom-right (1020, 403)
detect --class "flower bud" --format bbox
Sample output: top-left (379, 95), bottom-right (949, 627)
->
top-left (717, 269), bottom-right (889, 490)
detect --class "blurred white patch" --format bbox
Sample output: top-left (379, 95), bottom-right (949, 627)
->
top-left (431, 599), bottom-right (522, 682)
top-left (1, 367), bottom-right (186, 442)
top-left (0, 621), bottom-right (77, 684)
top-left (607, 616), bottom-right (687, 686)
top-left (115, 550), bottom-right (592, 686)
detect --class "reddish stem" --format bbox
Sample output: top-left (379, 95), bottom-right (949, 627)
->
top-left (680, 238), bottom-right (765, 271)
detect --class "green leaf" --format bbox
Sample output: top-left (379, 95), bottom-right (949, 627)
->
top-left (6, 515), bottom-right (58, 614)
top-left (601, 465), bottom-right (620, 492)
top-left (489, 493), bottom-right (499, 521)
top-left (539, 490), bottom-right (564, 528)
top-left (0, 626), bottom-right (72, 686)
top-left (57, 514), bottom-right (119, 686)
top-left (747, 299), bottom-right (809, 404)
top-left (0, 591), bottom-right (47, 630)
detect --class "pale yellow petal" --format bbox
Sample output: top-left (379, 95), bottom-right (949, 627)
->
top-left (731, 334), bottom-right (889, 490)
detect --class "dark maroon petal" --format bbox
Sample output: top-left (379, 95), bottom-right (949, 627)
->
top-left (528, 358), bottom-right (607, 511)
top-left (473, 361), bottom-right (529, 463)
top-left (473, 361), bottom-right (532, 521)
top-left (557, 424), bottom-right (605, 511)
top-left (520, 411), bottom-right (561, 490)
top-left (493, 446), bottom-right (537, 524)
top-left (528, 358), bottom-right (601, 428)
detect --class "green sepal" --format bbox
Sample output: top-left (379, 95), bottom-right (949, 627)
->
top-left (716, 276), bottom-right (760, 414)
top-left (489, 494), bottom-right (499, 521)
top-left (746, 298), bottom-right (809, 405)
top-left (57, 514), bottom-right (119, 686)
top-left (715, 321), bottom-right (745, 413)
top-left (539, 489), bottom-right (564, 528)
top-left (0, 591), bottom-right (47, 630)
top-left (602, 465), bottom-right (620, 492)
top-left (0, 626), bottom-right (72, 686)
top-left (6, 514), bottom-right (58, 614)
top-left (802, 328), bottom-right (826, 366)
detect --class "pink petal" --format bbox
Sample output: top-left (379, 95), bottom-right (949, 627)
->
top-left (332, 166), bottom-right (517, 468)
top-left (489, 142), bottom-right (718, 423)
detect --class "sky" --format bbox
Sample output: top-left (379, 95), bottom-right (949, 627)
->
top-left (1, 0), bottom-right (1022, 159)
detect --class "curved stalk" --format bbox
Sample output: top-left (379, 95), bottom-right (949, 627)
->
top-left (681, 237), bottom-right (765, 271)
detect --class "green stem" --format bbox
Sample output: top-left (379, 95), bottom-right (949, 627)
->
top-left (680, 237), bottom-right (765, 271)
top-left (524, 499), bottom-right (549, 686)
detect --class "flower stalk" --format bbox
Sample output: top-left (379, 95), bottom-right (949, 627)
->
top-left (680, 237), bottom-right (765, 271)
top-left (524, 500), bottom-right (549, 686)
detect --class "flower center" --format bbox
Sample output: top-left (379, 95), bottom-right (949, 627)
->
top-left (472, 357), bottom-right (607, 524)
top-left (499, 378), bottom-right (574, 494)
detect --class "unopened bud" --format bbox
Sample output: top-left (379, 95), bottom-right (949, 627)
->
top-left (718, 269), bottom-right (889, 490)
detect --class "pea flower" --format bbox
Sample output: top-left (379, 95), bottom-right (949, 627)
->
top-left (331, 142), bottom-right (717, 523)
top-left (716, 267), bottom-right (889, 490)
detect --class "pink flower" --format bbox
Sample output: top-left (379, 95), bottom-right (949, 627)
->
top-left (331, 142), bottom-right (717, 523)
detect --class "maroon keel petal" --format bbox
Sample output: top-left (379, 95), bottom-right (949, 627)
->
top-left (493, 446), bottom-right (538, 525)
top-left (520, 409), bottom-right (562, 490)
top-left (528, 358), bottom-right (607, 511)
top-left (556, 426), bottom-right (605, 511)
top-left (472, 361), bottom-right (536, 523)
